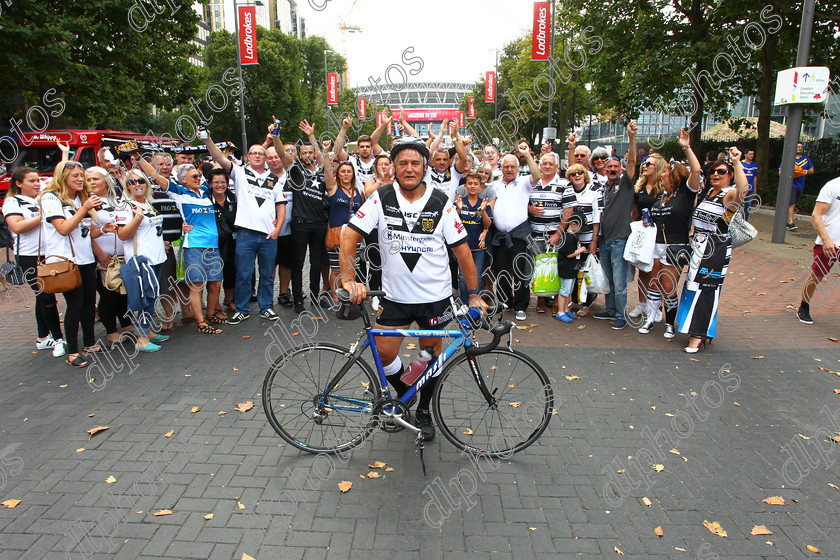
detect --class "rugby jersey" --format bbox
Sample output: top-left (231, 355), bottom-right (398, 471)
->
top-left (561, 182), bottom-right (602, 244)
top-left (164, 180), bottom-right (219, 249)
top-left (529, 174), bottom-right (569, 235)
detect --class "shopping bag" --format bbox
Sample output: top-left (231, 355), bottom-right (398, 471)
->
top-left (623, 220), bottom-right (657, 272)
top-left (172, 236), bottom-right (186, 282)
top-left (532, 250), bottom-right (560, 296)
top-left (572, 268), bottom-right (588, 304)
top-left (582, 254), bottom-right (610, 294)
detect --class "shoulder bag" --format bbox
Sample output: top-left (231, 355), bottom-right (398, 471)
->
top-left (728, 211), bottom-right (757, 248)
top-left (36, 199), bottom-right (82, 294)
top-left (102, 232), bottom-right (127, 294)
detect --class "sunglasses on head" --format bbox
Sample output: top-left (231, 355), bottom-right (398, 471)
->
top-left (568, 171), bottom-right (584, 178)
top-left (65, 161), bottom-right (83, 169)
top-left (711, 168), bottom-right (730, 176)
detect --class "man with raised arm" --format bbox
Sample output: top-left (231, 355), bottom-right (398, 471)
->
top-left (334, 112), bottom-right (389, 192)
top-left (201, 130), bottom-right (286, 324)
top-left (339, 137), bottom-right (486, 442)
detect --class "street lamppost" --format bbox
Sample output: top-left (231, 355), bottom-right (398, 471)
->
top-left (585, 83), bottom-right (592, 149)
top-left (233, 0), bottom-right (264, 152)
top-left (324, 49), bottom-right (332, 138)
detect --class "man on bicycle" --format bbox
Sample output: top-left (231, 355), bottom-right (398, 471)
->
top-left (339, 136), bottom-right (487, 441)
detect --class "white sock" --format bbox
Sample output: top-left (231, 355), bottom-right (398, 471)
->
top-left (383, 357), bottom-right (403, 377)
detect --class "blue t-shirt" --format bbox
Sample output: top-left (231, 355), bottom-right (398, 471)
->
top-left (164, 179), bottom-right (219, 249)
top-left (741, 161), bottom-right (757, 193)
top-left (459, 197), bottom-right (492, 251)
top-left (780, 156), bottom-right (813, 190)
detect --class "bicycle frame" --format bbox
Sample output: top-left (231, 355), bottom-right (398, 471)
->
top-left (321, 299), bottom-right (495, 413)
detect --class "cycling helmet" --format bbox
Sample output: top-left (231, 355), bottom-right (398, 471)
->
top-left (389, 136), bottom-right (430, 164)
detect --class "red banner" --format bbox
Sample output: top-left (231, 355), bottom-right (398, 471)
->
top-left (468, 97), bottom-right (476, 119)
top-left (485, 71), bottom-right (496, 102)
top-left (327, 73), bottom-right (338, 105)
top-left (357, 97), bottom-right (367, 119)
top-left (238, 6), bottom-right (258, 65)
top-left (531, 2), bottom-right (551, 61)
top-left (376, 112), bottom-right (383, 127)
top-left (458, 112), bottom-right (465, 128)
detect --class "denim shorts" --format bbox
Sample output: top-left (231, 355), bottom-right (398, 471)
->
top-left (183, 247), bottom-right (224, 284)
top-left (559, 277), bottom-right (575, 297)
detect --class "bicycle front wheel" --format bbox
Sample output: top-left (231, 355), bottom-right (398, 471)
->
top-left (433, 348), bottom-right (553, 457)
top-left (262, 342), bottom-right (381, 454)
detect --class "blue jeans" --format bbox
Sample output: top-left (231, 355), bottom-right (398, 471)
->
top-left (235, 229), bottom-right (278, 314)
top-left (599, 238), bottom-right (628, 318)
top-left (743, 192), bottom-right (755, 221)
top-left (459, 249), bottom-right (486, 303)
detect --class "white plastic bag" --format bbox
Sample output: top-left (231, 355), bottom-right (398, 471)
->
top-left (583, 254), bottom-right (610, 294)
top-left (623, 220), bottom-right (657, 273)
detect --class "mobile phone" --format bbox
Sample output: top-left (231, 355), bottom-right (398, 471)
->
top-left (198, 127), bottom-right (209, 140)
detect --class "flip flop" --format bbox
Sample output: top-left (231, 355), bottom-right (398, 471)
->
top-left (66, 354), bottom-right (89, 368)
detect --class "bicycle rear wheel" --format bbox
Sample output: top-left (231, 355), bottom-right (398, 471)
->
top-left (433, 348), bottom-right (553, 457)
top-left (262, 342), bottom-right (381, 454)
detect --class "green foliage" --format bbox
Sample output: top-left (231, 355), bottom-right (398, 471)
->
top-left (0, 0), bottom-right (201, 125)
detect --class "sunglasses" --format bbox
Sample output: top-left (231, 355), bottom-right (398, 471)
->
top-left (188, 173), bottom-right (201, 179)
top-left (248, 151), bottom-right (266, 156)
top-left (710, 168), bottom-right (730, 176)
top-left (568, 171), bottom-right (584, 178)
top-left (65, 161), bottom-right (84, 169)
top-left (574, 154), bottom-right (587, 158)
top-left (592, 156), bottom-right (606, 161)
top-left (643, 161), bottom-right (656, 167)
top-left (127, 179), bottom-right (142, 186)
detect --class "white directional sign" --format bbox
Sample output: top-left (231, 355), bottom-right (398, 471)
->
top-left (774, 66), bottom-right (830, 106)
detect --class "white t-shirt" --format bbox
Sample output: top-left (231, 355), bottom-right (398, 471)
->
top-left (2, 194), bottom-right (42, 257)
top-left (815, 177), bottom-right (840, 246)
top-left (40, 193), bottom-right (95, 265)
top-left (347, 183), bottom-right (467, 304)
top-left (93, 204), bottom-right (125, 257)
top-left (231, 165), bottom-right (286, 235)
top-left (277, 172), bottom-right (294, 237)
top-left (350, 155), bottom-right (376, 192)
top-left (423, 165), bottom-right (463, 203)
top-left (491, 175), bottom-right (536, 232)
top-left (115, 201), bottom-right (166, 265)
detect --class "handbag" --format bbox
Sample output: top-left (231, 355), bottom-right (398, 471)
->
top-left (326, 187), bottom-right (360, 250)
top-left (100, 234), bottom-right (126, 294)
top-left (728, 211), bottom-right (757, 248)
top-left (532, 249), bottom-right (560, 296)
top-left (1, 237), bottom-right (25, 286)
top-left (35, 199), bottom-right (82, 294)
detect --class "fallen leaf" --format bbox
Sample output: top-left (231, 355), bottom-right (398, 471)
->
top-left (703, 520), bottom-right (728, 537)
top-left (218, 411), bottom-right (227, 416)
top-left (366, 472), bottom-right (380, 479)
top-left (338, 481), bottom-right (353, 493)
top-left (76, 448), bottom-right (85, 453)
top-left (151, 509), bottom-right (172, 516)
top-left (385, 467), bottom-right (395, 472)
top-left (2, 499), bottom-right (21, 508)
top-left (164, 429), bottom-right (174, 438)
top-left (291, 332), bottom-right (300, 336)
top-left (751, 525), bottom-right (773, 535)
top-left (829, 483), bottom-right (840, 491)
top-left (516, 325), bottom-right (528, 330)
top-left (406, 343), bottom-right (417, 350)
top-left (87, 426), bottom-right (110, 440)
top-left (529, 527), bottom-right (537, 531)
top-left (752, 356), bottom-right (765, 359)
top-left (237, 502), bottom-right (245, 510)
top-left (106, 476), bottom-right (117, 484)
top-left (361, 382), bottom-right (370, 389)
top-left (651, 406), bottom-right (656, 411)
top-left (514, 339), bottom-right (521, 343)
top-left (87, 414), bottom-right (95, 417)
top-left (668, 449), bottom-right (680, 455)
top-left (190, 407), bottom-right (200, 414)
top-left (576, 324), bottom-right (586, 330)
top-left (689, 358), bottom-right (700, 362)
top-left (59, 384), bottom-right (68, 388)
top-left (734, 402), bottom-right (741, 406)
top-left (675, 547), bottom-right (686, 552)
top-left (829, 338), bottom-right (840, 343)
top-left (204, 513), bottom-right (214, 520)
top-left (565, 375), bottom-right (582, 380)
top-left (798, 434), bottom-right (810, 440)
top-left (241, 335), bottom-right (250, 339)
top-left (614, 546), bottom-right (624, 555)
top-left (616, 469), bottom-right (626, 474)
top-left (184, 374), bottom-right (191, 377)
top-left (508, 384), bottom-right (515, 388)
top-left (654, 526), bottom-right (664, 537)
top-left (368, 461), bottom-right (387, 469)
top-left (464, 428), bottom-right (474, 435)
top-left (807, 544), bottom-right (820, 554)
top-left (834, 390), bottom-right (840, 394)
top-left (236, 401), bottom-right (254, 413)
top-left (242, 554), bottom-right (256, 560)
top-left (232, 368), bottom-right (238, 372)
top-left (653, 464), bottom-right (664, 472)
top-left (763, 496), bottom-right (785, 505)
top-left (642, 497), bottom-right (652, 507)
top-left (665, 413), bottom-right (674, 417)
top-left (766, 541), bottom-right (774, 546)
top-left (509, 402), bottom-right (522, 408)
top-left (529, 323), bottom-right (538, 327)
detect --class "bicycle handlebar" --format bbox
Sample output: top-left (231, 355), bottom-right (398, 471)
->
top-left (335, 288), bottom-right (386, 301)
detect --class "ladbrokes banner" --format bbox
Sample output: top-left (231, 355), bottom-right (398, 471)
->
top-left (531, 2), bottom-right (551, 61)
top-left (238, 7), bottom-right (258, 65)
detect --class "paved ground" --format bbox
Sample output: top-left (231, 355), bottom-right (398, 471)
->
top-left (1, 208), bottom-right (840, 559)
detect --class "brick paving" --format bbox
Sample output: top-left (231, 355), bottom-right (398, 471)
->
top-left (1, 211), bottom-right (840, 558)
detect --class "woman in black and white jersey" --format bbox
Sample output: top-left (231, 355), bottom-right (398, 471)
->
top-left (645, 130), bottom-right (701, 338)
top-left (676, 147), bottom-right (749, 353)
top-left (2, 166), bottom-right (64, 353)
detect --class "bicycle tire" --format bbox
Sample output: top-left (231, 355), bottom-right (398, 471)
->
top-left (262, 342), bottom-right (381, 454)
top-left (432, 347), bottom-right (554, 457)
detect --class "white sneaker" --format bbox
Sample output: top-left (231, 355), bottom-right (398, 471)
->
top-left (655, 309), bottom-right (663, 323)
top-left (663, 325), bottom-right (676, 339)
top-left (638, 318), bottom-right (654, 335)
top-left (36, 335), bottom-right (56, 350)
top-left (628, 303), bottom-right (644, 318)
top-left (52, 339), bottom-right (67, 358)
top-left (515, 310), bottom-right (527, 321)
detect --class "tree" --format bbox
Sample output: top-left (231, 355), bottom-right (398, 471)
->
top-left (0, 0), bottom-right (201, 126)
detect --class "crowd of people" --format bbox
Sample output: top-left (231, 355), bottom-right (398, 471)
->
top-left (2, 107), bottom-right (800, 369)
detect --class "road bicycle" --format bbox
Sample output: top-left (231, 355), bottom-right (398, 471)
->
top-left (262, 289), bottom-right (554, 467)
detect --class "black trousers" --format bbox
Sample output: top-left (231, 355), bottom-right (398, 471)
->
top-left (291, 221), bottom-right (327, 305)
top-left (95, 270), bottom-right (130, 334)
top-left (17, 255), bottom-right (63, 340)
top-left (492, 239), bottom-right (533, 312)
top-left (62, 263), bottom-right (97, 354)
